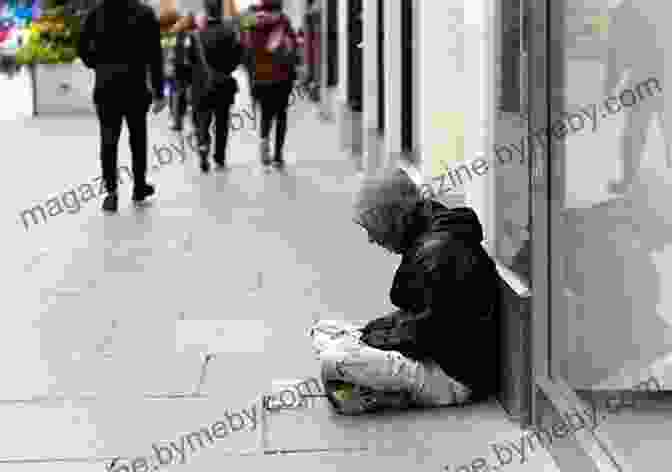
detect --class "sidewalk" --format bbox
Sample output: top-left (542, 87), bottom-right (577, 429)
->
top-left (1, 71), bottom-right (560, 472)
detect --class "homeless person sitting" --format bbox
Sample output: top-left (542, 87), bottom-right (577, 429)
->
top-left (310, 169), bottom-right (500, 415)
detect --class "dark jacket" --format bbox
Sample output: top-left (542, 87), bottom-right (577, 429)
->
top-left (77, 0), bottom-right (164, 106)
top-left (390, 201), bottom-right (500, 398)
top-left (186, 18), bottom-right (242, 107)
top-left (174, 30), bottom-right (191, 83)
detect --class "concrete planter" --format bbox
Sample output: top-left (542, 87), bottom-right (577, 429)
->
top-left (30, 61), bottom-right (95, 116)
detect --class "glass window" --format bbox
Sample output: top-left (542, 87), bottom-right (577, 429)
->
top-left (494, 0), bottom-right (530, 281)
top-left (544, 0), bottom-right (672, 468)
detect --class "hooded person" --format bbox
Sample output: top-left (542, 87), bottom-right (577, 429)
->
top-left (313, 169), bottom-right (501, 414)
top-left (240, 0), bottom-right (298, 168)
top-left (77, 0), bottom-right (166, 212)
top-left (239, 2), bottom-right (262, 107)
top-left (168, 11), bottom-right (196, 132)
top-left (185, 0), bottom-right (243, 172)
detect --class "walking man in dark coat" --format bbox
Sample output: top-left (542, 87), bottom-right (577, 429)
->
top-left (77, 0), bottom-right (166, 212)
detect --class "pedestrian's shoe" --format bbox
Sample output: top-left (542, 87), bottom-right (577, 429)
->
top-left (199, 145), bottom-right (211, 174)
top-left (170, 122), bottom-right (183, 132)
top-left (272, 154), bottom-right (285, 169)
top-left (214, 151), bottom-right (227, 170)
top-left (102, 193), bottom-right (118, 212)
top-left (132, 183), bottom-right (155, 203)
top-left (260, 139), bottom-right (272, 167)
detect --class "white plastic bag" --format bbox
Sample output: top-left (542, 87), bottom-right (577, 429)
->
top-left (309, 319), bottom-right (365, 358)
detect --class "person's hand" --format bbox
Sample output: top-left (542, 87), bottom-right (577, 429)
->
top-left (361, 311), bottom-right (401, 335)
top-left (152, 97), bottom-right (167, 114)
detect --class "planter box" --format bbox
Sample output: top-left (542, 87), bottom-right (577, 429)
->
top-left (31, 61), bottom-right (95, 116)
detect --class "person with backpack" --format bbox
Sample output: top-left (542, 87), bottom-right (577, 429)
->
top-left (239, 3), bottom-right (262, 110)
top-left (240, 0), bottom-right (299, 169)
top-left (169, 12), bottom-right (197, 132)
top-left (77, 0), bottom-right (166, 213)
top-left (185, 0), bottom-right (243, 173)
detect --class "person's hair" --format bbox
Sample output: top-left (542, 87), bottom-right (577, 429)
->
top-left (353, 168), bottom-right (428, 242)
top-left (203, 0), bottom-right (221, 20)
top-left (354, 168), bottom-right (421, 217)
top-left (260, 0), bottom-right (282, 11)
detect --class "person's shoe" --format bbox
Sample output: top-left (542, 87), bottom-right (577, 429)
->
top-left (132, 183), bottom-right (155, 203)
top-left (170, 123), bottom-right (183, 132)
top-left (272, 155), bottom-right (285, 169)
top-left (198, 145), bottom-right (211, 173)
top-left (323, 380), bottom-right (410, 416)
top-left (102, 193), bottom-right (118, 212)
top-left (214, 159), bottom-right (227, 171)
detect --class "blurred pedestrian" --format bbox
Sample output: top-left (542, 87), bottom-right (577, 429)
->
top-left (186, 0), bottom-right (243, 173)
top-left (169, 30), bottom-right (189, 131)
top-left (241, 0), bottom-right (299, 169)
top-left (239, 3), bottom-right (261, 109)
top-left (170, 12), bottom-right (197, 132)
top-left (78, 0), bottom-right (166, 212)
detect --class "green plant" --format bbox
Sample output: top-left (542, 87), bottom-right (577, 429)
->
top-left (16, 12), bottom-right (81, 65)
top-left (239, 14), bottom-right (257, 31)
top-left (43, 0), bottom-right (67, 10)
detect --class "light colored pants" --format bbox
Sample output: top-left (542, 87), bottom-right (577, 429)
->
top-left (310, 320), bottom-right (471, 407)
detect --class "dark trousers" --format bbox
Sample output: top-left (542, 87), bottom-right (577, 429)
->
top-left (170, 64), bottom-right (190, 128)
top-left (192, 89), bottom-right (233, 163)
top-left (95, 100), bottom-right (150, 194)
top-left (170, 77), bottom-right (189, 128)
top-left (255, 80), bottom-right (293, 158)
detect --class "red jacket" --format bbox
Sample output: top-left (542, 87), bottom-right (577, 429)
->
top-left (241, 9), bottom-right (297, 83)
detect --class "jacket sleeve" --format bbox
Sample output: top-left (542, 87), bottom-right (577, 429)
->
top-left (77, 11), bottom-right (96, 68)
top-left (147, 10), bottom-right (165, 100)
top-left (389, 253), bottom-right (431, 314)
top-left (187, 33), bottom-right (205, 80)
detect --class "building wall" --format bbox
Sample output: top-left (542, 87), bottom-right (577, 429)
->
top-left (322, 0), bottom-right (497, 240)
